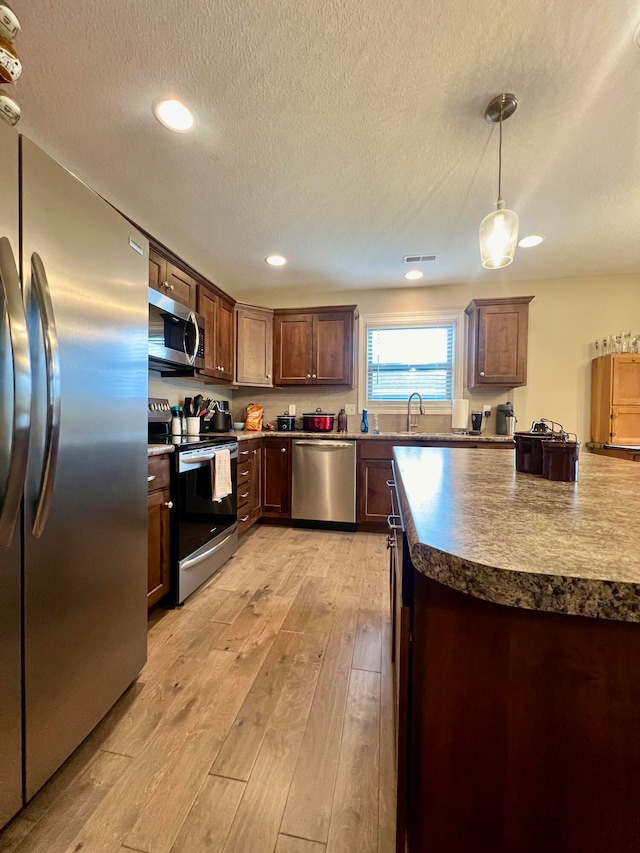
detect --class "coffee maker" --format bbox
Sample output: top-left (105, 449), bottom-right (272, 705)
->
top-left (496, 402), bottom-right (514, 435)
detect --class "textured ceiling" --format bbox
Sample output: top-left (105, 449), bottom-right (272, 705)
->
top-left (13, 0), bottom-right (640, 294)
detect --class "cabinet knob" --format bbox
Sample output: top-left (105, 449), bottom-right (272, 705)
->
top-left (266, 373), bottom-right (271, 379)
top-left (479, 371), bottom-right (485, 376)
top-left (240, 492), bottom-right (249, 499)
top-left (312, 374), bottom-right (317, 379)
top-left (164, 500), bottom-right (173, 509)
top-left (281, 447), bottom-right (286, 453)
top-left (306, 374), bottom-right (311, 379)
top-left (252, 449), bottom-right (257, 455)
top-left (147, 475), bottom-right (156, 482)
top-left (240, 514), bottom-right (250, 523)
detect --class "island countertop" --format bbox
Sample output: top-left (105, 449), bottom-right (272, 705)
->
top-left (393, 446), bottom-right (640, 622)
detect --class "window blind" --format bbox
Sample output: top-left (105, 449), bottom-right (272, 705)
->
top-left (366, 325), bottom-right (455, 403)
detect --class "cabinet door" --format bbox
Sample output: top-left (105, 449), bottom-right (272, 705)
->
top-left (466, 297), bottom-right (532, 389)
top-left (273, 314), bottom-right (313, 384)
top-left (250, 445), bottom-right (262, 522)
top-left (165, 261), bottom-right (197, 309)
top-left (610, 406), bottom-right (640, 445)
top-left (147, 487), bottom-right (171, 608)
top-left (197, 287), bottom-right (218, 377)
top-left (148, 248), bottom-right (167, 294)
top-left (612, 356), bottom-right (640, 405)
top-left (313, 311), bottom-right (354, 385)
top-left (262, 439), bottom-right (291, 517)
top-left (476, 303), bottom-right (528, 385)
top-left (236, 305), bottom-right (274, 386)
top-left (215, 295), bottom-right (235, 382)
top-left (357, 458), bottom-right (393, 524)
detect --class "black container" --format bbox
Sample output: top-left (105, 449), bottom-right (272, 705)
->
top-left (210, 409), bottom-right (232, 432)
top-left (542, 439), bottom-right (580, 481)
top-left (514, 433), bottom-right (551, 474)
top-left (277, 414), bottom-right (296, 431)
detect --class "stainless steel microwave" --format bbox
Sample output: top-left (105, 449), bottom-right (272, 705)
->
top-left (148, 287), bottom-right (205, 370)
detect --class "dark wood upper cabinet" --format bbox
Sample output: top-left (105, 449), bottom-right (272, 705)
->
top-left (236, 304), bottom-right (274, 387)
top-left (273, 306), bottom-right (358, 387)
top-left (215, 295), bottom-right (235, 383)
top-left (197, 285), bottom-right (235, 383)
top-left (148, 247), bottom-right (197, 309)
top-left (466, 296), bottom-right (533, 389)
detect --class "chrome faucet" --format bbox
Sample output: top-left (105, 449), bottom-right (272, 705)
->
top-left (407, 392), bottom-right (424, 433)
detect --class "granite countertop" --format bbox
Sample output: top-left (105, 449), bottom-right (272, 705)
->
top-left (147, 445), bottom-right (175, 457)
top-left (393, 446), bottom-right (640, 622)
top-left (228, 430), bottom-right (514, 443)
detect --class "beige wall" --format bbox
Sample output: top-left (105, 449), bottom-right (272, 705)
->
top-left (232, 274), bottom-right (640, 440)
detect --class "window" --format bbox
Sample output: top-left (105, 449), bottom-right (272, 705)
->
top-left (358, 310), bottom-right (464, 412)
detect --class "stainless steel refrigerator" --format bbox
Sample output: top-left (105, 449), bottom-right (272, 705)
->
top-left (0, 121), bottom-right (148, 827)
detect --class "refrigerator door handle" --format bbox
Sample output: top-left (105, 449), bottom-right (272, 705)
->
top-left (30, 253), bottom-right (61, 538)
top-left (0, 236), bottom-right (31, 547)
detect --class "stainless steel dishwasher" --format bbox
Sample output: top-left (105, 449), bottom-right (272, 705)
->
top-left (292, 439), bottom-right (356, 526)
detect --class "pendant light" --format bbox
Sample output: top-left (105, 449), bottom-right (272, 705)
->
top-left (479, 93), bottom-right (519, 269)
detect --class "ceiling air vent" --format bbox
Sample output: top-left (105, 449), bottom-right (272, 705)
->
top-left (403, 254), bottom-right (439, 263)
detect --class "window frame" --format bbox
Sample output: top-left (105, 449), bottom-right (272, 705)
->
top-left (357, 309), bottom-right (465, 414)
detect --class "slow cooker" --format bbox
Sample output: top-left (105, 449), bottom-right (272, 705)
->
top-left (302, 409), bottom-right (335, 432)
top-left (277, 413), bottom-right (296, 431)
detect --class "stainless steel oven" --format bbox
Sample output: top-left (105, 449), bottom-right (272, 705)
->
top-left (174, 439), bottom-right (238, 604)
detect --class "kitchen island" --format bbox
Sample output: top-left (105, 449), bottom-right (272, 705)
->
top-left (391, 447), bottom-right (640, 853)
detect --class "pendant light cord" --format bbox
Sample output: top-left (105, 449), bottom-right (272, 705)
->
top-left (497, 101), bottom-right (503, 204)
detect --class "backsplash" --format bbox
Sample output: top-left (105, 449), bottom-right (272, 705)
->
top-left (149, 373), bottom-right (517, 435)
top-left (231, 387), bottom-right (512, 434)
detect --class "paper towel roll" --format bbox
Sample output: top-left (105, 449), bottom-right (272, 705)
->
top-left (451, 399), bottom-right (469, 430)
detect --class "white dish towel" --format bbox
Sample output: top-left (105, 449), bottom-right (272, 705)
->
top-left (211, 448), bottom-right (232, 500)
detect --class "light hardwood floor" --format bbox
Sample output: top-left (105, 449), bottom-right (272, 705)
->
top-left (0, 525), bottom-right (395, 853)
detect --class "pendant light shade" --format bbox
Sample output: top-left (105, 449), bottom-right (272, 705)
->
top-left (479, 203), bottom-right (519, 269)
top-left (479, 93), bottom-right (519, 270)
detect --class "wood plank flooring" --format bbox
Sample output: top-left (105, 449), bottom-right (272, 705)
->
top-left (0, 525), bottom-right (394, 853)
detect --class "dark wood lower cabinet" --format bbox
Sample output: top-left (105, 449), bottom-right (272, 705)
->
top-left (261, 438), bottom-right (291, 517)
top-left (237, 439), bottom-right (263, 537)
top-left (396, 552), bottom-right (640, 853)
top-left (358, 440), bottom-right (513, 527)
top-left (250, 444), bottom-right (262, 523)
top-left (147, 457), bottom-right (171, 608)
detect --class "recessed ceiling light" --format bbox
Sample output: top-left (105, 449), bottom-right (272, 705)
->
top-left (404, 270), bottom-right (424, 281)
top-left (154, 99), bottom-right (195, 133)
top-left (518, 235), bottom-right (544, 248)
top-left (265, 255), bottom-right (287, 266)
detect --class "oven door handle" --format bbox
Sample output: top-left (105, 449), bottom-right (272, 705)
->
top-left (180, 527), bottom-right (237, 571)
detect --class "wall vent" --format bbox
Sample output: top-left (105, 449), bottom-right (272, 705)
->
top-left (403, 254), bottom-right (439, 263)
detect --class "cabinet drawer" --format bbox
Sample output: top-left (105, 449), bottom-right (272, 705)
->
top-left (237, 483), bottom-right (252, 504)
top-left (237, 503), bottom-right (252, 536)
top-left (148, 455), bottom-right (170, 492)
top-left (237, 464), bottom-right (252, 488)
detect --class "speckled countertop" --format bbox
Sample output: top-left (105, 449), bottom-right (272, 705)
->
top-left (147, 432), bottom-right (511, 455)
top-left (393, 446), bottom-right (640, 622)
top-left (217, 430), bottom-right (513, 443)
top-left (147, 445), bottom-right (175, 457)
